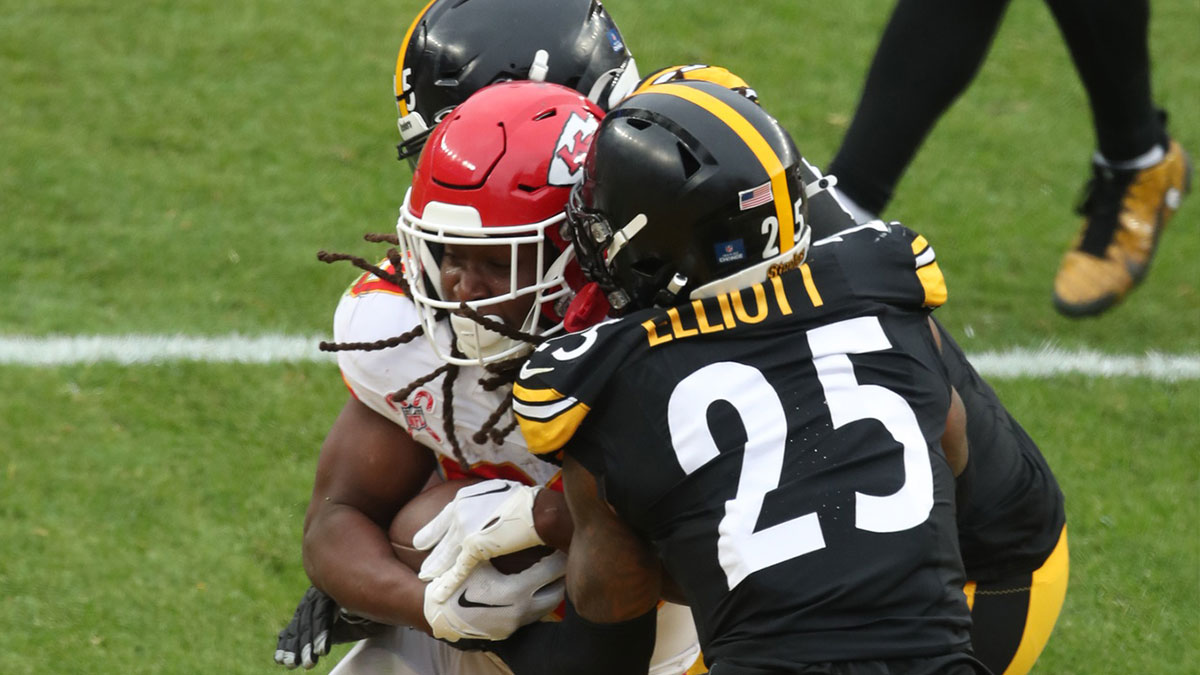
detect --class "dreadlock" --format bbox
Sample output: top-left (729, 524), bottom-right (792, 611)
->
top-left (453, 302), bottom-right (548, 348)
top-left (318, 237), bottom-right (550, 463)
top-left (363, 232), bottom-right (400, 245)
top-left (472, 394), bottom-right (514, 445)
top-left (453, 300), bottom-right (551, 444)
top-left (319, 325), bottom-right (424, 354)
top-left (390, 361), bottom-right (454, 404)
top-left (317, 249), bottom-right (411, 297)
top-left (315, 246), bottom-right (423, 353)
top-left (435, 340), bottom-right (468, 468)
top-left (489, 417), bottom-right (521, 445)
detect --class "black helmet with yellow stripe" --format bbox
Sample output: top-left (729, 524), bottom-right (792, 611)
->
top-left (395, 0), bottom-right (638, 162)
top-left (566, 80), bottom-right (810, 313)
top-left (631, 64), bottom-right (758, 103)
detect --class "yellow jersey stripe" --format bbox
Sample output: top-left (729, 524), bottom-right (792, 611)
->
top-left (516, 403), bottom-right (592, 456)
top-left (642, 83), bottom-right (795, 252)
top-left (916, 261), bottom-right (948, 307)
top-left (394, 0), bottom-right (440, 116)
top-left (910, 234), bottom-right (931, 257)
top-left (512, 383), bottom-right (567, 404)
top-left (909, 234), bottom-right (947, 307)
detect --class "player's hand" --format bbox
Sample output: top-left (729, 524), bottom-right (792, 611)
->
top-left (413, 479), bottom-right (546, 601)
top-left (274, 586), bottom-right (388, 669)
top-left (423, 552), bottom-right (567, 642)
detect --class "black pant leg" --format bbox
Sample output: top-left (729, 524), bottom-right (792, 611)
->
top-left (828, 0), bottom-right (1011, 215)
top-left (1041, 0), bottom-right (1163, 160)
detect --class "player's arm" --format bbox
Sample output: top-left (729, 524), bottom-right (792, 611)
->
top-left (302, 396), bottom-right (437, 630)
top-left (943, 386), bottom-right (969, 477)
top-left (561, 454), bottom-right (662, 622)
top-left (483, 598), bottom-right (658, 675)
top-left (531, 489), bottom-right (573, 551)
top-left (928, 317), bottom-right (969, 477)
top-left (477, 454), bottom-right (659, 675)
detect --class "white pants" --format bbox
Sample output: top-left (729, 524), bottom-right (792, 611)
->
top-left (328, 602), bottom-right (701, 675)
top-left (329, 627), bottom-right (512, 675)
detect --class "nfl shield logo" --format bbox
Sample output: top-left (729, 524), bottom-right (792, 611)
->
top-left (401, 404), bottom-right (427, 431)
top-left (398, 389), bottom-right (436, 433)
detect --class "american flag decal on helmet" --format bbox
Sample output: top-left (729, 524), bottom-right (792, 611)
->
top-left (738, 182), bottom-right (773, 210)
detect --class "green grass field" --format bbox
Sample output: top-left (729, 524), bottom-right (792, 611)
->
top-left (1, 1), bottom-right (1197, 673)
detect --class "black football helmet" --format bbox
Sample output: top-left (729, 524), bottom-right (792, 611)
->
top-left (631, 63), bottom-right (759, 103)
top-left (566, 81), bottom-right (811, 313)
top-left (395, 0), bottom-right (638, 162)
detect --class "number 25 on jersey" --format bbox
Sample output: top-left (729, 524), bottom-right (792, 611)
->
top-left (666, 316), bottom-right (935, 590)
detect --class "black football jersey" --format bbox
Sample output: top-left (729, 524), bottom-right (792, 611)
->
top-left (515, 223), bottom-right (973, 668)
top-left (932, 319), bottom-right (1065, 581)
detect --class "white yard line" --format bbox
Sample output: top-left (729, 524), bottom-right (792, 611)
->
top-left (966, 347), bottom-right (1199, 381)
top-left (0, 335), bottom-right (1197, 380)
top-left (0, 334), bottom-right (331, 365)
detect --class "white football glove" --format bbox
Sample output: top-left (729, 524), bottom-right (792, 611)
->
top-left (423, 551), bottom-right (567, 642)
top-left (413, 479), bottom-right (547, 602)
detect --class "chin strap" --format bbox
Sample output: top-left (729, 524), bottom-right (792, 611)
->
top-left (652, 272), bottom-right (689, 308)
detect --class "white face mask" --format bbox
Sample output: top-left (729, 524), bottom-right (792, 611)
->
top-left (448, 313), bottom-right (509, 362)
top-left (396, 190), bottom-right (574, 368)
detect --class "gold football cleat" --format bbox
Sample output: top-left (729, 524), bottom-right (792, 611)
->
top-left (1053, 139), bottom-right (1192, 317)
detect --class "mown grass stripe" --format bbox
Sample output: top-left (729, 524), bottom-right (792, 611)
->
top-left (1, 336), bottom-right (1198, 380)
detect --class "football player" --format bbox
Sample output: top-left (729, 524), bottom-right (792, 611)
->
top-left (282, 0), bottom-right (1066, 669)
top-left (410, 79), bottom-right (1067, 675)
top-left (426, 90), bottom-right (1067, 675)
top-left (629, 65), bottom-right (1068, 675)
top-left (826, 0), bottom-right (1190, 316)
top-left (393, 0), bottom-right (639, 165)
top-left (281, 80), bottom-right (704, 675)
top-left (502, 81), bottom-right (988, 673)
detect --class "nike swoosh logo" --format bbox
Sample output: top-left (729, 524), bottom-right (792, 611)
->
top-left (457, 592), bottom-right (512, 609)
top-left (519, 363), bottom-right (555, 379)
top-left (467, 484), bottom-right (512, 499)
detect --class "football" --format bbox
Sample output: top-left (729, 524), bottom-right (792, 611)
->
top-left (389, 478), bottom-right (557, 575)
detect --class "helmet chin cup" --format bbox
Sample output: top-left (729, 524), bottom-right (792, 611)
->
top-left (450, 313), bottom-right (519, 362)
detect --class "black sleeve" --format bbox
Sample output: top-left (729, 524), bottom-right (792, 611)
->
top-left (483, 599), bottom-right (657, 675)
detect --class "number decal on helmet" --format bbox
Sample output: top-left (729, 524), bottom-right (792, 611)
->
top-left (793, 196), bottom-right (807, 246)
top-left (761, 217), bottom-right (780, 258)
top-left (400, 67), bottom-right (416, 114)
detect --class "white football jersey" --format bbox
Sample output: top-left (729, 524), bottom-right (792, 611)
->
top-left (332, 265), bottom-right (561, 487)
top-left (330, 265), bottom-right (701, 674)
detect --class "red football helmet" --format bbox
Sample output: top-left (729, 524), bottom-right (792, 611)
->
top-left (397, 80), bottom-right (603, 366)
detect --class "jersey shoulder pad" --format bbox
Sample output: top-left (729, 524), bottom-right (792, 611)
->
top-left (812, 221), bottom-right (947, 309)
top-left (343, 258), bottom-right (407, 298)
top-left (332, 268), bottom-right (442, 418)
top-left (513, 317), bottom-right (643, 458)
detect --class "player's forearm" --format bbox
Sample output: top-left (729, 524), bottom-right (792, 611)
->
top-left (303, 503), bottom-right (430, 631)
top-left (942, 386), bottom-right (969, 477)
top-left (561, 455), bottom-right (662, 622)
top-left (532, 488), bottom-right (574, 551)
top-left (488, 600), bottom-right (657, 675)
top-left (565, 516), bottom-right (662, 623)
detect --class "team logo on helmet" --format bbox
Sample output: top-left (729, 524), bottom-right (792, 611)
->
top-left (548, 112), bottom-right (600, 186)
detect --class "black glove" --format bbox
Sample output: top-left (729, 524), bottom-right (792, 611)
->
top-left (274, 586), bottom-right (389, 669)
